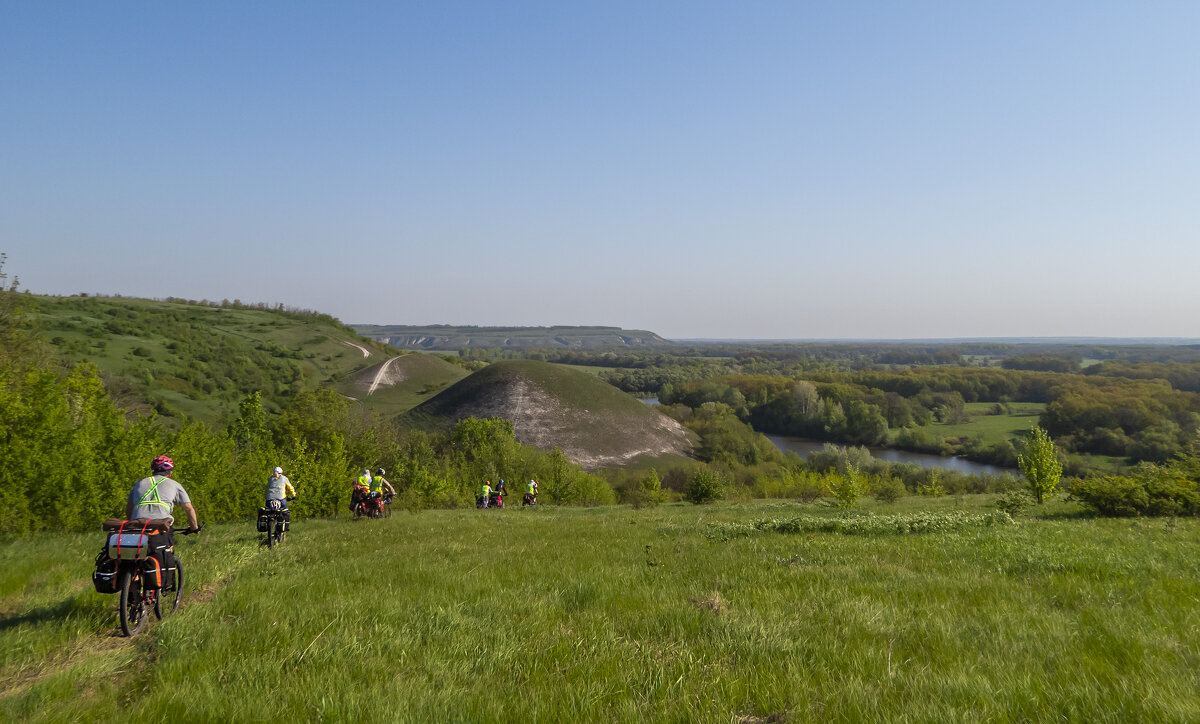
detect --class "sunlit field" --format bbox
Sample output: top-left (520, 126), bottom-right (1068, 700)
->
top-left (3, 498), bottom-right (1198, 722)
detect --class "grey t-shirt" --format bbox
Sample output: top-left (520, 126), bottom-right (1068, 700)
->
top-left (266, 474), bottom-right (292, 502)
top-left (127, 475), bottom-right (191, 522)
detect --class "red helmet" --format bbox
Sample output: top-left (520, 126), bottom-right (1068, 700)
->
top-left (151, 455), bottom-right (175, 473)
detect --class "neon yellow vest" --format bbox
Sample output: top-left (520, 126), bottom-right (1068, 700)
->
top-left (137, 476), bottom-right (171, 513)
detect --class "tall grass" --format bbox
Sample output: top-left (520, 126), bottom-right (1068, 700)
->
top-left (2, 498), bottom-right (1198, 722)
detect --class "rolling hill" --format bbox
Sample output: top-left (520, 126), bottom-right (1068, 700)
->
top-left (337, 352), bottom-right (469, 416)
top-left (403, 359), bottom-right (693, 468)
top-left (30, 295), bottom-right (463, 422)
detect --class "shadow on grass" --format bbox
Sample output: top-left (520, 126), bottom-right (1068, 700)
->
top-left (0, 594), bottom-right (103, 632)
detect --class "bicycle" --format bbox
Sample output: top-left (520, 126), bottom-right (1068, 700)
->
top-left (93, 519), bottom-right (203, 636)
top-left (259, 498), bottom-right (294, 548)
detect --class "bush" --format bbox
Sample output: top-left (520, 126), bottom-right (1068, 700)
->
top-left (626, 469), bottom-right (665, 509)
top-left (1070, 470), bottom-right (1199, 517)
top-left (995, 489), bottom-right (1032, 517)
top-left (871, 477), bottom-right (906, 504)
top-left (685, 468), bottom-right (726, 504)
top-left (917, 469), bottom-right (946, 497)
top-left (829, 462), bottom-right (866, 508)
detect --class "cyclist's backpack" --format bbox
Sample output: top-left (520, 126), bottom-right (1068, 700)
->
top-left (92, 551), bottom-right (119, 594)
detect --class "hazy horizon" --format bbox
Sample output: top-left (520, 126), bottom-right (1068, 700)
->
top-left (4, 3), bottom-right (1198, 339)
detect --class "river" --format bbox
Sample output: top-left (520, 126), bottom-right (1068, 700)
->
top-left (765, 435), bottom-right (1012, 476)
top-left (641, 398), bottom-right (1010, 476)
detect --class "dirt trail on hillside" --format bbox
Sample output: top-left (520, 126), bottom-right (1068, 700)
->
top-left (367, 356), bottom-right (405, 395)
top-left (341, 340), bottom-right (371, 358)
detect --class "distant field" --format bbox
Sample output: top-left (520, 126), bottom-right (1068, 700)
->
top-left (555, 363), bottom-right (620, 376)
top-left (925, 402), bottom-right (1046, 445)
top-left (3, 498), bottom-right (1198, 722)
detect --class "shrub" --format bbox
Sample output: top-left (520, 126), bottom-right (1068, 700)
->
top-left (871, 477), bottom-right (906, 504)
top-left (627, 469), bottom-right (665, 509)
top-left (995, 489), bottom-right (1033, 517)
top-left (685, 468), bottom-right (726, 504)
top-left (1070, 470), bottom-right (1198, 517)
top-left (917, 469), bottom-right (946, 497)
top-left (829, 462), bottom-right (866, 508)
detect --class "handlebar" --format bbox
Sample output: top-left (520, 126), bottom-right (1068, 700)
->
top-left (173, 523), bottom-right (205, 535)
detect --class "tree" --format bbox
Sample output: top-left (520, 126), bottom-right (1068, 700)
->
top-left (1018, 425), bottom-right (1063, 504)
top-left (685, 467), bottom-right (726, 504)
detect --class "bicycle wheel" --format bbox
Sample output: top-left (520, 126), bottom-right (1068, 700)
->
top-left (155, 558), bottom-right (183, 618)
top-left (119, 567), bottom-right (148, 636)
top-left (267, 522), bottom-right (276, 548)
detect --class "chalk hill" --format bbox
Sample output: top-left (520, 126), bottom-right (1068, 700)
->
top-left (405, 360), bottom-right (692, 468)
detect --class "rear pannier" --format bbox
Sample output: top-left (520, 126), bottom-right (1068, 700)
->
top-left (140, 557), bottom-right (163, 589)
top-left (92, 553), bottom-right (119, 594)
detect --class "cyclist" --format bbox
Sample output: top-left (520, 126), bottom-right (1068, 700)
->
top-left (524, 478), bottom-right (538, 506)
top-left (126, 455), bottom-right (199, 530)
top-left (350, 469), bottom-right (372, 513)
top-left (125, 455), bottom-right (199, 577)
top-left (479, 480), bottom-right (493, 508)
top-left (370, 468), bottom-right (395, 500)
top-left (266, 466), bottom-right (296, 511)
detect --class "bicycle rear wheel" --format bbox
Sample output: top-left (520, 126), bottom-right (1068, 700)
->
top-left (119, 567), bottom-right (148, 636)
top-left (155, 558), bottom-right (183, 618)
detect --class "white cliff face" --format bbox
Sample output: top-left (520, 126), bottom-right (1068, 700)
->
top-left (419, 371), bottom-right (693, 470)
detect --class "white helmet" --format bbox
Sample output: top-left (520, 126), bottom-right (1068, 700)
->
top-left (274, 466), bottom-right (283, 474)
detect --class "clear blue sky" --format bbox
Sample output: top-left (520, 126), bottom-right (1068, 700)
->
top-left (3, 2), bottom-right (1198, 339)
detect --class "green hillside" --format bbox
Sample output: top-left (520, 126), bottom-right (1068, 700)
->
top-left (406, 359), bottom-right (693, 468)
top-left (354, 324), bottom-right (673, 349)
top-left (32, 295), bottom-right (404, 421)
top-left (336, 352), bottom-right (470, 415)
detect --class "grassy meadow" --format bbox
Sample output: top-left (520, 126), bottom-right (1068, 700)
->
top-left (2, 498), bottom-right (1198, 722)
top-left (926, 402), bottom-right (1046, 445)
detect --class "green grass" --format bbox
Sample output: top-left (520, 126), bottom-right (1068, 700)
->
top-left (339, 354), bottom-right (470, 416)
top-left (3, 498), bottom-right (1199, 722)
top-left (926, 402), bottom-right (1046, 444)
top-left (554, 363), bottom-right (621, 376)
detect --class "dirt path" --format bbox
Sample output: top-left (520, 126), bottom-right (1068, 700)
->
top-left (367, 356), bottom-right (402, 396)
top-left (341, 340), bottom-right (371, 358)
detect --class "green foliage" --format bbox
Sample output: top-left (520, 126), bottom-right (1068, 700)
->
top-left (917, 468), bottom-right (946, 497)
top-left (1018, 426), bottom-right (1063, 504)
top-left (625, 468), bottom-right (665, 509)
top-left (995, 489), bottom-right (1033, 517)
top-left (870, 476), bottom-right (906, 504)
top-left (1069, 469), bottom-right (1198, 517)
top-left (829, 461), bottom-right (866, 508)
top-left (685, 467), bottom-right (726, 504)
